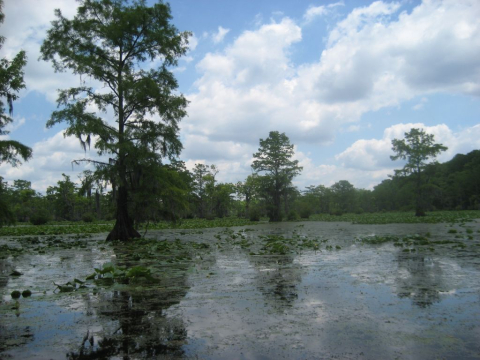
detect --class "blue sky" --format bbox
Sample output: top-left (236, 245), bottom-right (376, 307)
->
top-left (1, 0), bottom-right (480, 192)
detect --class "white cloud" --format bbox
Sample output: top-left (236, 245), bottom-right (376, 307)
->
top-left (303, 2), bottom-right (345, 24)
top-left (412, 97), bottom-right (428, 110)
top-left (3, 1), bottom-right (480, 192)
top-left (188, 33), bottom-right (199, 51)
top-left (335, 123), bottom-right (480, 175)
top-left (180, 1), bottom-right (480, 189)
top-left (186, 0), bottom-right (480, 152)
top-left (0, 0), bottom-right (80, 103)
top-left (1, 130), bottom-right (106, 192)
top-left (212, 26), bottom-right (230, 44)
top-left (303, 5), bottom-right (328, 24)
top-left (1, 117), bottom-right (26, 134)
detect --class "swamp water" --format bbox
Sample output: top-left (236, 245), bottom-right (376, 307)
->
top-left (1, 221), bottom-right (480, 359)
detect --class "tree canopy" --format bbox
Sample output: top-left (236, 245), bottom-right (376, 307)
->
top-left (40, 0), bottom-right (190, 240)
top-left (252, 131), bottom-right (302, 221)
top-left (391, 127), bottom-right (447, 216)
top-left (0, 0), bottom-right (32, 167)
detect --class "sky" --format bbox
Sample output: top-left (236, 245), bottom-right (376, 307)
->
top-left (1, 0), bottom-right (479, 193)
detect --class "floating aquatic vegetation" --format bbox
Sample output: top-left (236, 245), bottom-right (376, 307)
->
top-left (85, 263), bottom-right (155, 285)
top-left (310, 210), bottom-right (480, 225)
top-left (10, 291), bottom-right (21, 299)
top-left (53, 278), bottom-right (87, 293)
top-left (0, 244), bottom-right (24, 259)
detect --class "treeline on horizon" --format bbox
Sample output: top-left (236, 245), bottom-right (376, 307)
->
top-left (1, 148), bottom-right (479, 226)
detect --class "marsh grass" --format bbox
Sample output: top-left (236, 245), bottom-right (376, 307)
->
top-left (309, 210), bottom-right (480, 224)
top-left (1, 211), bottom-right (479, 237)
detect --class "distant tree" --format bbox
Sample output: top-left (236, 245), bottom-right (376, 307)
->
top-left (11, 179), bottom-right (37, 221)
top-left (0, 176), bottom-right (15, 226)
top-left (330, 180), bottom-right (356, 214)
top-left (191, 163), bottom-right (218, 218)
top-left (236, 174), bottom-right (261, 218)
top-left (213, 182), bottom-right (236, 218)
top-left (252, 131), bottom-right (302, 222)
top-left (0, 0), bottom-right (32, 167)
top-left (41, 0), bottom-right (190, 240)
top-left (391, 128), bottom-right (447, 216)
top-left (47, 174), bottom-right (78, 221)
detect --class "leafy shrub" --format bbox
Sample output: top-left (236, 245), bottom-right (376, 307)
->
top-left (287, 210), bottom-right (299, 221)
top-left (248, 207), bottom-right (261, 221)
top-left (297, 204), bottom-right (312, 219)
top-left (30, 210), bottom-right (50, 225)
top-left (329, 209), bottom-right (343, 216)
top-left (82, 213), bottom-right (96, 223)
top-left (299, 209), bottom-right (311, 219)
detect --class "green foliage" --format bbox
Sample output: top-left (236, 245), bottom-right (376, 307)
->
top-left (82, 213), bottom-right (96, 223)
top-left (295, 201), bottom-right (312, 219)
top-left (40, 0), bottom-right (190, 241)
top-left (0, 177), bottom-right (15, 227)
top-left (309, 210), bottom-right (480, 224)
top-left (330, 180), bottom-right (356, 213)
top-left (46, 173), bottom-right (77, 221)
top-left (252, 131), bottom-right (302, 222)
top-left (287, 210), bottom-right (299, 221)
top-left (391, 128), bottom-right (447, 216)
top-left (248, 207), bottom-right (261, 221)
top-left (30, 210), bottom-right (51, 225)
top-left (0, 1), bottom-right (32, 167)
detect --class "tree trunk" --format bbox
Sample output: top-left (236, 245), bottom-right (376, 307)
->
top-left (270, 191), bottom-right (282, 222)
top-left (95, 190), bottom-right (100, 219)
top-left (414, 171), bottom-right (426, 217)
top-left (106, 185), bottom-right (140, 241)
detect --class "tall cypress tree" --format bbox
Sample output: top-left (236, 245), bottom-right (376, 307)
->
top-left (41, 0), bottom-right (190, 240)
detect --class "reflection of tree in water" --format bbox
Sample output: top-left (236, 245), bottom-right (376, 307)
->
top-left (249, 254), bottom-right (303, 312)
top-left (0, 257), bottom-right (10, 288)
top-left (67, 244), bottom-right (191, 359)
top-left (0, 258), bottom-right (35, 352)
top-left (395, 252), bottom-right (443, 308)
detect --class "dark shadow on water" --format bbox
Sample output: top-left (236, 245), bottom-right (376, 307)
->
top-left (394, 251), bottom-right (443, 308)
top-left (67, 290), bottom-right (188, 359)
top-left (248, 254), bottom-right (303, 312)
top-left (67, 242), bottom-right (191, 360)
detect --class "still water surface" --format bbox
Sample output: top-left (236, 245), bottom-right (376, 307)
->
top-left (1, 221), bottom-right (479, 359)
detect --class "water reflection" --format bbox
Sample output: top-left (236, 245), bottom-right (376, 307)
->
top-left (395, 252), bottom-right (443, 307)
top-left (249, 254), bottom-right (303, 311)
top-left (67, 242), bottom-right (191, 360)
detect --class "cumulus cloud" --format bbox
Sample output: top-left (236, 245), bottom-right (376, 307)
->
top-left (1, 0), bottom-right (80, 103)
top-left (180, 0), bottom-right (480, 189)
top-left (188, 33), bottom-right (199, 51)
top-left (0, 130), bottom-right (106, 192)
top-left (303, 5), bottom-right (328, 24)
top-left (186, 0), bottom-right (480, 145)
top-left (335, 123), bottom-right (480, 174)
top-left (3, 1), bottom-right (480, 192)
